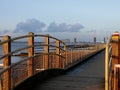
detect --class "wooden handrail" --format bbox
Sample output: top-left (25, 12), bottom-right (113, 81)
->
top-left (0, 32), bottom-right (104, 90)
top-left (105, 32), bottom-right (120, 90)
top-left (0, 32), bottom-right (67, 90)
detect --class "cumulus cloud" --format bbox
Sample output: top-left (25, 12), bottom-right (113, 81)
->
top-left (47, 22), bottom-right (84, 32)
top-left (13, 19), bottom-right (46, 33)
top-left (46, 22), bottom-right (65, 32)
top-left (1, 19), bottom-right (84, 36)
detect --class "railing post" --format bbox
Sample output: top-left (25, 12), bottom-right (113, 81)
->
top-left (28, 32), bottom-right (34, 77)
top-left (71, 49), bottom-right (73, 63)
top-left (63, 45), bottom-right (66, 69)
top-left (111, 34), bottom-right (120, 90)
top-left (105, 43), bottom-right (109, 90)
top-left (3, 35), bottom-right (11, 90)
top-left (56, 40), bottom-right (60, 68)
top-left (44, 35), bottom-right (49, 69)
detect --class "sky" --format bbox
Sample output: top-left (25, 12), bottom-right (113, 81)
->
top-left (0, 0), bottom-right (120, 42)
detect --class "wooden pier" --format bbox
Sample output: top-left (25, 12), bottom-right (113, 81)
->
top-left (27, 50), bottom-right (105, 90)
top-left (0, 32), bottom-right (105, 90)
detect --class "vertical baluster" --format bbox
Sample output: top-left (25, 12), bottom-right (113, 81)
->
top-left (28, 32), bottom-right (34, 76)
top-left (65, 50), bottom-right (67, 68)
top-left (44, 35), bottom-right (49, 69)
top-left (105, 43), bottom-right (109, 90)
top-left (70, 49), bottom-right (73, 63)
top-left (77, 48), bottom-right (79, 60)
top-left (3, 35), bottom-right (11, 90)
top-left (63, 45), bottom-right (66, 68)
top-left (56, 40), bottom-right (60, 68)
top-left (111, 33), bottom-right (119, 90)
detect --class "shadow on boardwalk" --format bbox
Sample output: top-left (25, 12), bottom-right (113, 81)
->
top-left (29, 50), bottom-right (105, 90)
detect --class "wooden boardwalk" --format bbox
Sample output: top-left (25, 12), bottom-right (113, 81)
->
top-left (30, 50), bottom-right (105, 90)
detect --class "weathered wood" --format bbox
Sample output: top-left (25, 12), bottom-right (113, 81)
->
top-left (29, 51), bottom-right (105, 90)
top-left (56, 40), bottom-right (60, 68)
top-left (105, 43), bottom-right (110, 90)
top-left (111, 35), bottom-right (119, 90)
top-left (62, 45), bottom-right (66, 69)
top-left (28, 32), bottom-right (34, 76)
top-left (3, 35), bottom-right (11, 90)
top-left (44, 35), bottom-right (49, 69)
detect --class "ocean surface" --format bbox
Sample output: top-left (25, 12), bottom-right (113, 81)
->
top-left (0, 41), bottom-right (93, 64)
top-left (0, 42), bottom-right (73, 64)
top-left (0, 42), bottom-right (45, 64)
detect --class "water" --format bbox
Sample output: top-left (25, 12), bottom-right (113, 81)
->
top-left (0, 41), bottom-right (69, 64)
top-left (0, 42), bottom-right (44, 64)
top-left (0, 41), bottom-right (93, 64)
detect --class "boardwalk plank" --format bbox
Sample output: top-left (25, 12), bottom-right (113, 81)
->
top-left (30, 51), bottom-right (105, 90)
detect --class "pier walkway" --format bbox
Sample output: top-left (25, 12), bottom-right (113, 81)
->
top-left (29, 50), bottom-right (105, 90)
top-left (0, 32), bottom-right (106, 90)
top-left (0, 31), bottom-right (120, 90)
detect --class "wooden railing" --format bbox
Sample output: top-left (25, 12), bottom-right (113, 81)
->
top-left (0, 32), bottom-right (104, 90)
top-left (105, 32), bottom-right (120, 90)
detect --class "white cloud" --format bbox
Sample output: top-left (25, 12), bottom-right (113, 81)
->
top-left (47, 22), bottom-right (84, 32)
top-left (1, 19), bottom-right (85, 40)
top-left (13, 19), bottom-right (46, 33)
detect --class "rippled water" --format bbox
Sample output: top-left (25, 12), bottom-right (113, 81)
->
top-left (0, 42), bottom-right (44, 63)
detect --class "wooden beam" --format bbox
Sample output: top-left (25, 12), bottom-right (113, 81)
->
top-left (111, 35), bottom-right (120, 90)
top-left (44, 35), bottom-right (49, 69)
top-left (56, 40), bottom-right (60, 68)
top-left (28, 32), bottom-right (34, 77)
top-left (3, 35), bottom-right (11, 90)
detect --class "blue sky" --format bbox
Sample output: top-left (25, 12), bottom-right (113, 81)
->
top-left (0, 0), bottom-right (120, 42)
